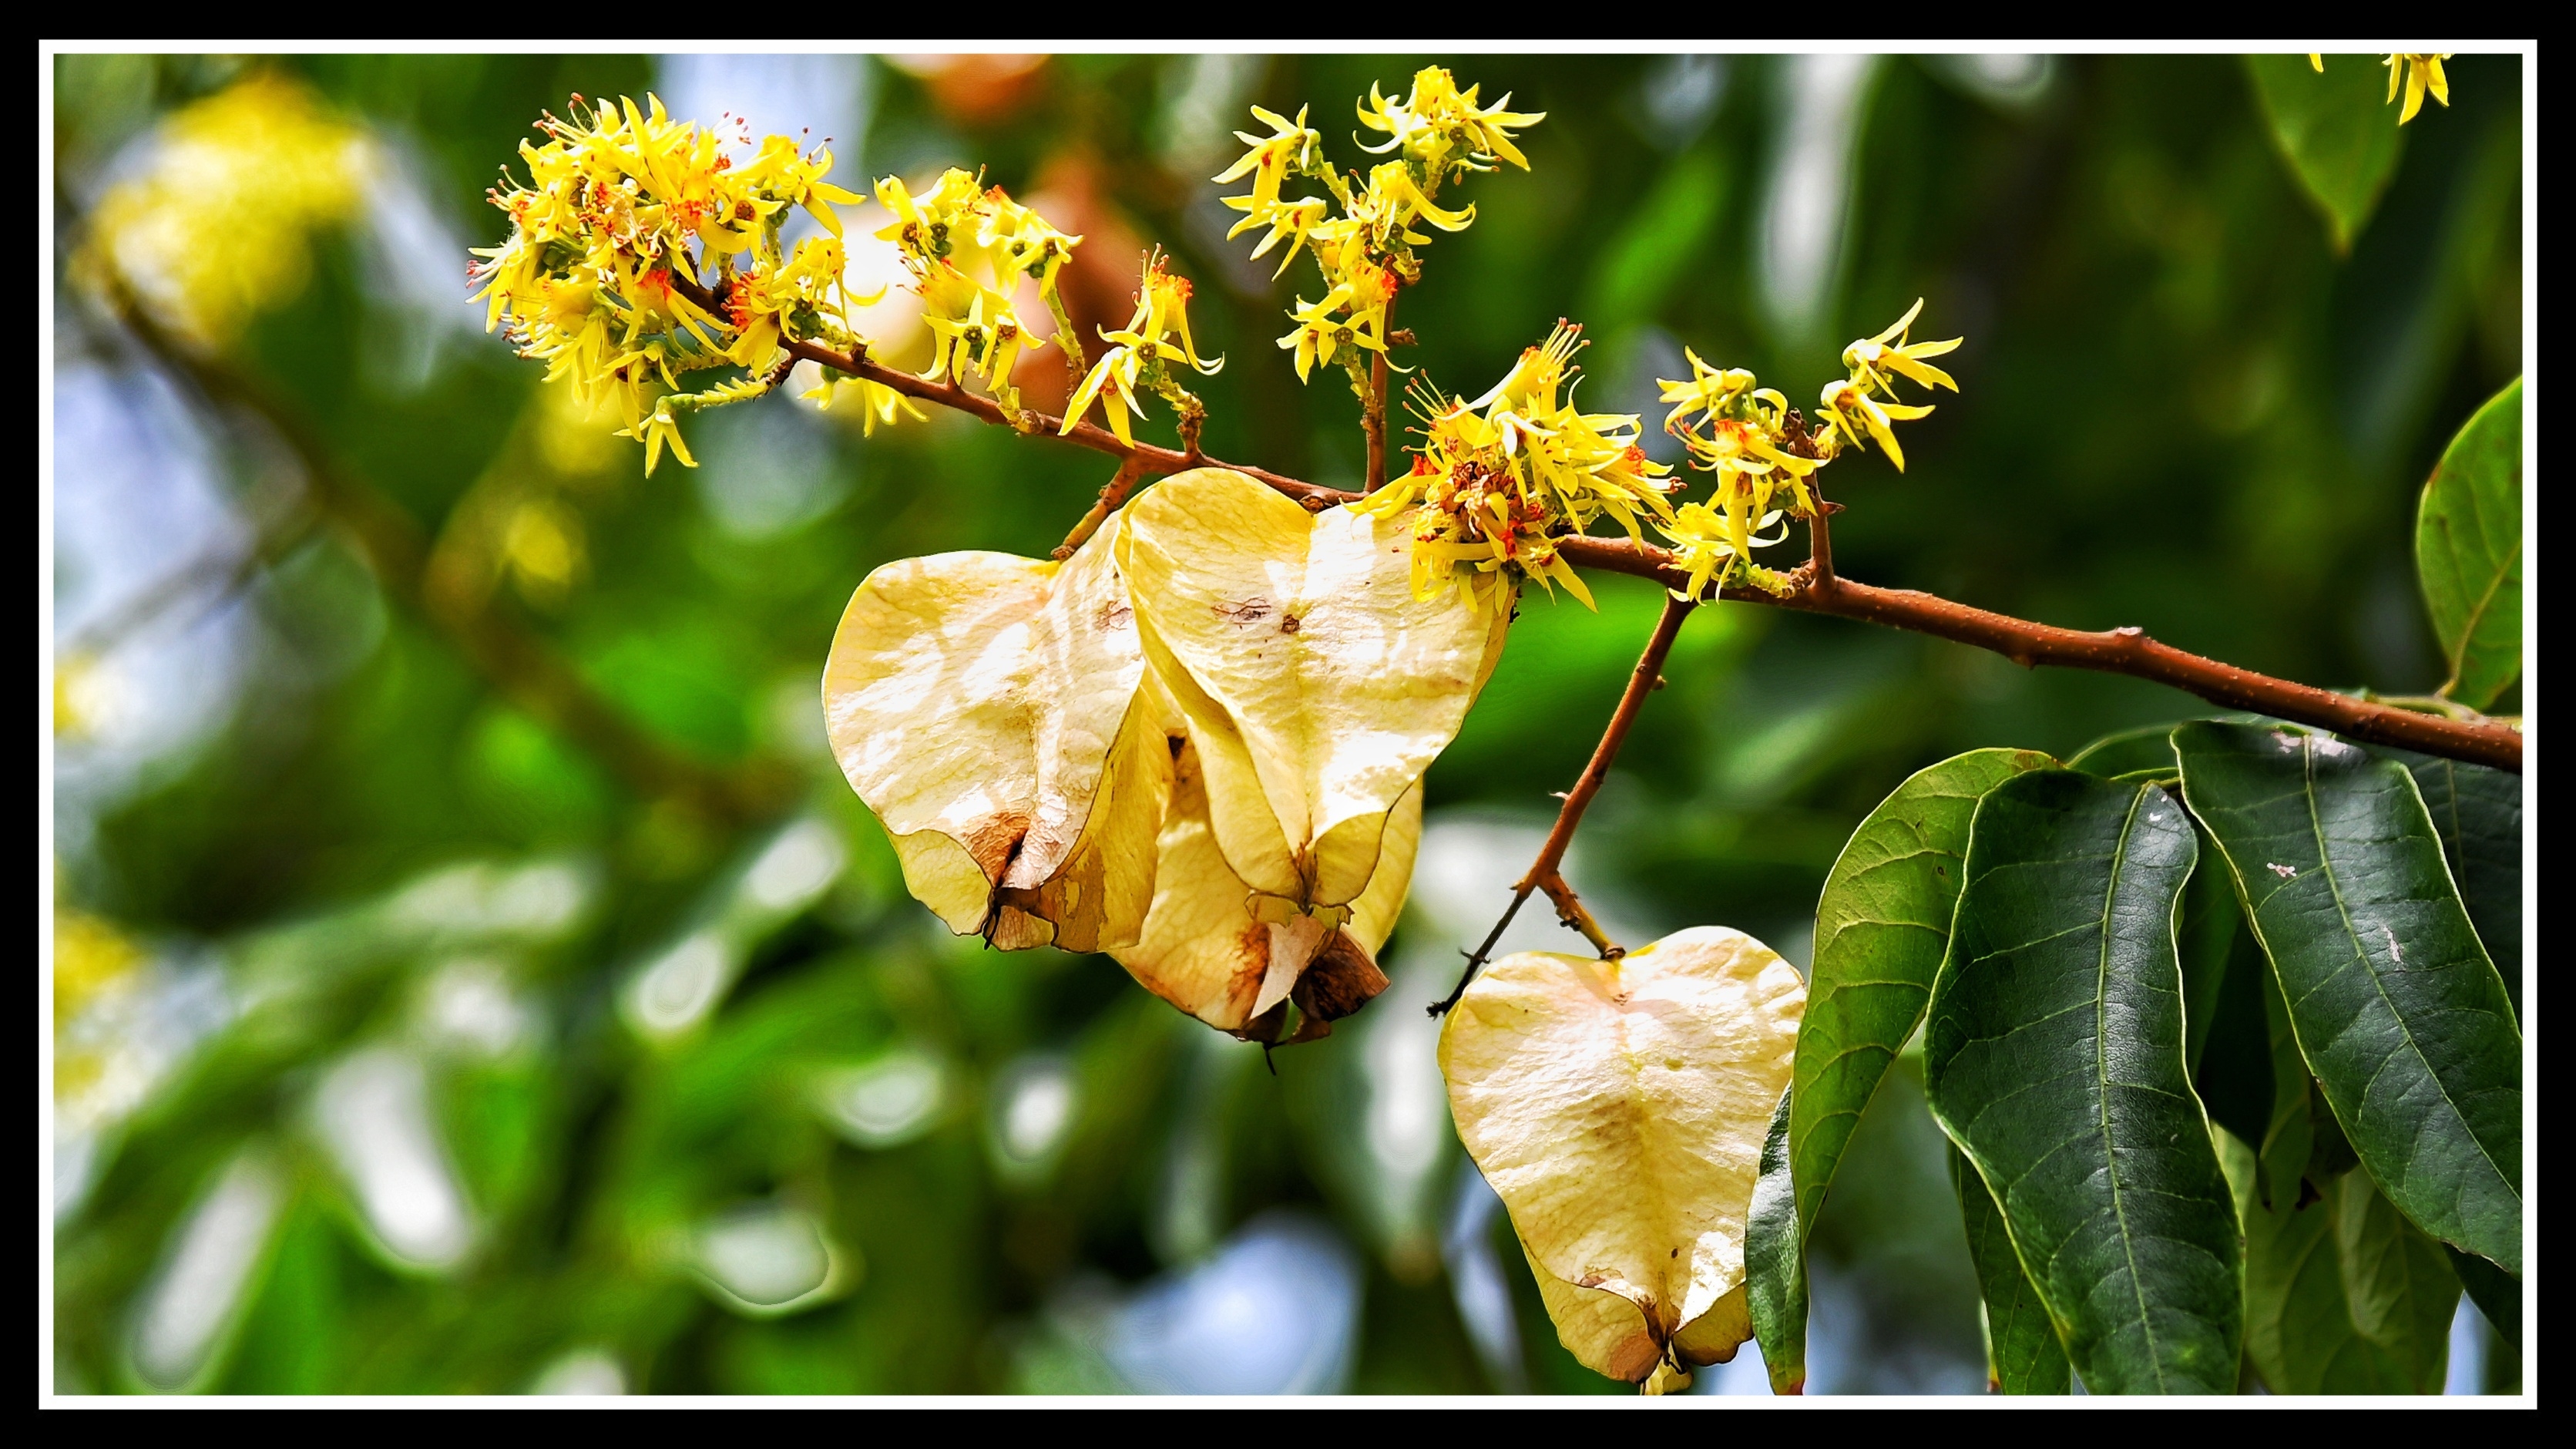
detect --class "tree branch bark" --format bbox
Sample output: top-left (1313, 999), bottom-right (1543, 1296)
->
top-left (1431, 592), bottom-right (1696, 1016)
top-left (680, 277), bottom-right (2530, 776)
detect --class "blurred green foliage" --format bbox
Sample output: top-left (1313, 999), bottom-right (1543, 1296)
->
top-left (50, 51), bottom-right (2520, 1395)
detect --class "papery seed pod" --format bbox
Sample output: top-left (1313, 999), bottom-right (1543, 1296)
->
top-left (822, 516), bottom-right (1165, 952)
top-left (1117, 467), bottom-right (1506, 922)
top-left (1110, 727), bottom-right (1416, 1040)
top-left (1440, 927), bottom-right (1804, 1385)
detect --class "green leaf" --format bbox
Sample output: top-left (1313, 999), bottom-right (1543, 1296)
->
top-left (2175, 721), bottom-right (2522, 1274)
top-left (2067, 724), bottom-right (2180, 779)
top-left (2416, 378), bottom-right (2523, 709)
top-left (2371, 745), bottom-right (2522, 1016)
top-left (2228, 1128), bottom-right (2458, 1394)
top-left (2443, 1243), bottom-right (2521, 1352)
top-left (2331, 1170), bottom-right (2460, 1391)
top-left (2194, 929), bottom-right (2276, 1155)
top-left (1924, 769), bottom-right (2242, 1394)
top-left (1743, 1087), bottom-right (1805, 1394)
top-left (1758, 748), bottom-right (2054, 1390)
top-left (2175, 822), bottom-right (2242, 1076)
top-left (1950, 1145), bottom-right (2071, 1394)
top-left (2246, 54), bottom-right (2405, 252)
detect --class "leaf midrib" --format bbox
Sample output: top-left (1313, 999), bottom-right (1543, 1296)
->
top-left (2092, 782), bottom-right (2168, 1392)
top-left (2294, 739), bottom-right (2520, 1213)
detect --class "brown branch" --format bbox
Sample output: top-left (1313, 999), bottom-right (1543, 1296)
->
top-left (1432, 593), bottom-right (1694, 1017)
top-left (1053, 454), bottom-right (1150, 560)
top-left (1363, 296), bottom-right (1395, 493)
top-left (709, 279), bottom-right (2524, 775)
top-left (106, 285), bottom-right (791, 824)
top-left (1553, 539), bottom-right (2523, 773)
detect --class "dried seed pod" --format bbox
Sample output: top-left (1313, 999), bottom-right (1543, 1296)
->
top-left (1440, 927), bottom-right (1804, 1384)
top-left (1118, 467), bottom-right (1505, 919)
top-left (823, 517), bottom-right (1165, 951)
top-left (1112, 728), bottom-right (1416, 1037)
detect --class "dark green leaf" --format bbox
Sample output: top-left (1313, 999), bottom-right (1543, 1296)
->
top-left (2067, 724), bottom-right (2180, 779)
top-left (2246, 54), bottom-right (2406, 251)
top-left (2372, 745), bottom-right (2521, 1016)
top-left (2176, 822), bottom-right (2242, 1075)
top-left (1950, 1145), bottom-right (2071, 1394)
top-left (2415, 378), bottom-right (2523, 709)
top-left (1924, 770), bottom-right (2242, 1394)
top-left (1762, 748), bottom-right (2054, 1388)
top-left (2175, 721), bottom-right (2522, 1273)
top-left (2443, 1243), bottom-right (2521, 1352)
top-left (2194, 930), bottom-right (2276, 1154)
top-left (1743, 1087), bottom-right (1805, 1394)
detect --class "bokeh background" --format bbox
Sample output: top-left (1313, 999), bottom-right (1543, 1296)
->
top-left (49, 51), bottom-right (2522, 1395)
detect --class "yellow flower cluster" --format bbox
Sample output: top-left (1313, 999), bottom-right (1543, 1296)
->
top-left (82, 73), bottom-right (371, 347)
top-left (1214, 69), bottom-right (1542, 395)
top-left (874, 166), bottom-right (1085, 412)
top-left (1354, 324), bottom-right (1673, 617)
top-left (1061, 248), bottom-right (1223, 445)
top-left (472, 96), bottom-right (1088, 473)
top-left (471, 95), bottom-right (866, 472)
top-left (1364, 303), bottom-right (1962, 610)
top-left (1657, 300), bottom-right (1958, 597)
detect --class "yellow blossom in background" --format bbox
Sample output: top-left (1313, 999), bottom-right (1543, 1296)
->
top-left (82, 72), bottom-right (371, 347)
top-left (2385, 53), bottom-right (2452, 123)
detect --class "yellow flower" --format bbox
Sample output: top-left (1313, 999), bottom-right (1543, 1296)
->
top-left (1362, 161), bottom-right (1476, 241)
top-left (2385, 54), bottom-right (2453, 124)
top-left (1223, 195), bottom-right (1331, 278)
top-left (1356, 66), bottom-right (1544, 182)
top-left (1103, 250), bottom-right (1223, 377)
top-left (1063, 343), bottom-right (1147, 444)
top-left (807, 375), bottom-right (926, 436)
top-left (1818, 378), bottom-right (1933, 471)
top-left (1211, 105), bottom-right (1322, 215)
top-left (1657, 349), bottom-right (1757, 435)
top-left (1840, 298), bottom-right (1961, 398)
top-left (1277, 274), bottom-right (1392, 382)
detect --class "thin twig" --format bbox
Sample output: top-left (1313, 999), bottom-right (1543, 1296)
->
top-left (683, 276), bottom-right (2524, 775)
top-left (1364, 296), bottom-right (1395, 493)
top-left (1431, 593), bottom-right (1695, 1017)
top-left (61, 502), bottom-right (321, 660)
top-left (105, 284), bottom-right (791, 823)
top-left (1053, 454), bottom-right (1150, 560)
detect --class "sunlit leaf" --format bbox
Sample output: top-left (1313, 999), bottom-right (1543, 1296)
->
top-left (1758, 748), bottom-right (2050, 1390)
top-left (2415, 379), bottom-right (2522, 710)
top-left (1441, 927), bottom-right (1803, 1385)
top-left (2175, 722), bottom-right (2521, 1274)
top-left (1924, 769), bottom-right (2242, 1394)
top-left (2246, 54), bottom-right (2405, 252)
